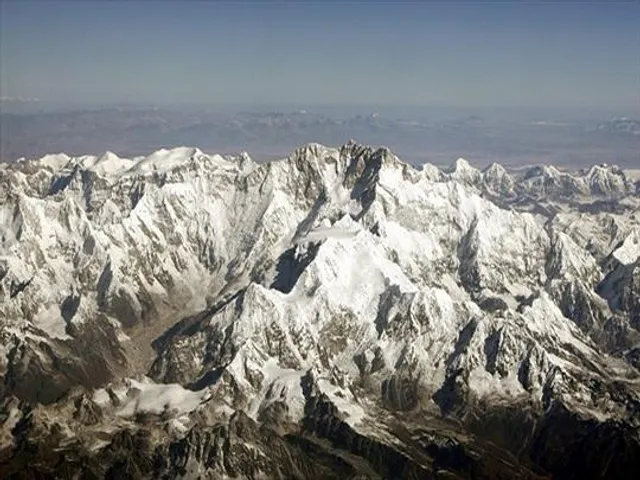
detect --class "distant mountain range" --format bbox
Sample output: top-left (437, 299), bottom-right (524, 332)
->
top-left (2, 107), bottom-right (639, 167)
top-left (596, 117), bottom-right (640, 136)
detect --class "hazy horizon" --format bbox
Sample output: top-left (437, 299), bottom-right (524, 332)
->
top-left (2, 103), bottom-right (638, 168)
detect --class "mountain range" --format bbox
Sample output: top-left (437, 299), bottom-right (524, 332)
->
top-left (0, 142), bottom-right (639, 478)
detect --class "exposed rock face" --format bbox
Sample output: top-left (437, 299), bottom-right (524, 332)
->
top-left (1, 143), bottom-right (639, 478)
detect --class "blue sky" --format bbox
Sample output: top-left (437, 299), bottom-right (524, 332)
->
top-left (1, 1), bottom-right (639, 108)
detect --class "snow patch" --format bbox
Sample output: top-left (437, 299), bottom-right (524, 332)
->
top-left (109, 378), bottom-right (210, 417)
top-left (612, 230), bottom-right (640, 265)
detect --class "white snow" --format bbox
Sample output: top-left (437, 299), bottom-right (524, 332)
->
top-left (115, 377), bottom-right (209, 417)
top-left (613, 230), bottom-right (640, 265)
top-left (302, 226), bottom-right (358, 243)
top-left (249, 358), bottom-right (306, 421)
top-left (317, 378), bottom-right (366, 427)
top-left (32, 305), bottom-right (71, 340)
top-left (89, 151), bottom-right (135, 176)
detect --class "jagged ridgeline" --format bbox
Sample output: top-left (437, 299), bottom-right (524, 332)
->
top-left (0, 142), bottom-right (639, 478)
